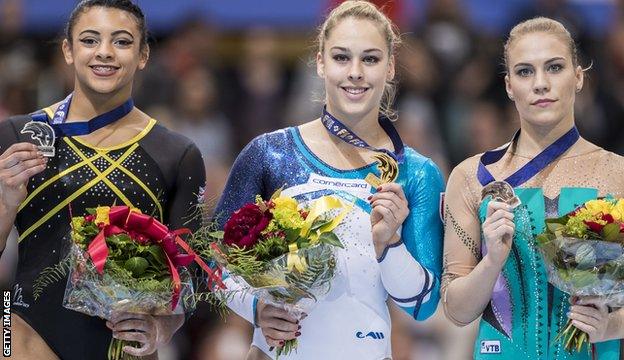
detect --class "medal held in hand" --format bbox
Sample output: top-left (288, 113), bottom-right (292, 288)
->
top-left (321, 107), bottom-right (405, 188)
top-left (365, 153), bottom-right (399, 187)
top-left (481, 180), bottom-right (521, 209)
top-left (20, 121), bottom-right (56, 157)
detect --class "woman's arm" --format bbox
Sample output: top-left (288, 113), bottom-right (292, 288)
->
top-left (0, 119), bottom-right (48, 253)
top-left (213, 135), bottom-right (268, 325)
top-left (441, 162), bottom-right (515, 326)
top-left (376, 159), bottom-right (445, 321)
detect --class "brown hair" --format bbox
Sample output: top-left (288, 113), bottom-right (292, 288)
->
top-left (318, 0), bottom-right (401, 120)
top-left (504, 17), bottom-right (579, 72)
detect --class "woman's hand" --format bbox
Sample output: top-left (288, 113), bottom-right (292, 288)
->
top-left (0, 143), bottom-right (47, 209)
top-left (568, 297), bottom-right (611, 343)
top-left (107, 312), bottom-right (184, 357)
top-left (481, 201), bottom-right (515, 267)
top-left (255, 300), bottom-right (301, 348)
top-left (369, 183), bottom-right (409, 258)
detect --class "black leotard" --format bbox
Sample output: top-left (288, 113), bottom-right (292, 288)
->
top-left (0, 108), bottom-right (205, 359)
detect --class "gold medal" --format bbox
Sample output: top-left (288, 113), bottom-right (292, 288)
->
top-left (365, 153), bottom-right (399, 187)
top-left (481, 180), bottom-right (521, 209)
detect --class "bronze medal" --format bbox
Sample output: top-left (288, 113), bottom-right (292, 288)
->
top-left (481, 180), bottom-right (521, 209)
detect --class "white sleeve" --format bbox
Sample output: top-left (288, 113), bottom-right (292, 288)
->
top-left (378, 241), bottom-right (433, 307)
top-left (221, 273), bottom-right (258, 325)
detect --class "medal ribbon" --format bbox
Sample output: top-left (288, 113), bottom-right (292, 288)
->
top-left (477, 127), bottom-right (580, 187)
top-left (32, 93), bottom-right (134, 137)
top-left (321, 106), bottom-right (405, 163)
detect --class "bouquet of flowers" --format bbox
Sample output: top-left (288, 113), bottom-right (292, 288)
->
top-left (34, 205), bottom-right (221, 360)
top-left (205, 190), bottom-right (351, 358)
top-left (536, 198), bottom-right (624, 354)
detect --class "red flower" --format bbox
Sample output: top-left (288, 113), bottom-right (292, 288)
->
top-left (85, 214), bottom-right (95, 222)
top-left (223, 203), bottom-right (272, 249)
top-left (585, 221), bottom-right (605, 233)
top-left (602, 214), bottom-right (615, 223)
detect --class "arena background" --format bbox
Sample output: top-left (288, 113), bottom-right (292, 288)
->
top-left (0, 0), bottom-right (622, 358)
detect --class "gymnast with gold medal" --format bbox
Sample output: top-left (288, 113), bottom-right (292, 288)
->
top-left (214, 2), bottom-right (445, 359)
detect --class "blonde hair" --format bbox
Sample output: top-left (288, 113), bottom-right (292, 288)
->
top-left (318, 0), bottom-right (401, 120)
top-left (504, 17), bottom-right (579, 72)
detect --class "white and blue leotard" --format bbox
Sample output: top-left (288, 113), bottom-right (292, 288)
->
top-left (215, 127), bottom-right (444, 359)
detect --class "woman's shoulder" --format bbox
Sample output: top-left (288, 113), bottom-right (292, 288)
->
top-left (143, 121), bottom-right (202, 160)
top-left (242, 126), bottom-right (295, 153)
top-left (452, 154), bottom-right (482, 176)
top-left (402, 146), bottom-right (445, 172)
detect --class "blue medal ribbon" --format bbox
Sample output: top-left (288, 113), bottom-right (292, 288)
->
top-left (32, 93), bottom-right (134, 137)
top-left (321, 106), bottom-right (405, 163)
top-left (477, 126), bottom-right (580, 187)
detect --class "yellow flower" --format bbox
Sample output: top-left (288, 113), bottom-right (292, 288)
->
top-left (584, 199), bottom-right (613, 217)
top-left (612, 199), bottom-right (624, 221)
top-left (272, 196), bottom-right (298, 212)
top-left (95, 206), bottom-right (111, 225)
top-left (270, 196), bottom-right (304, 230)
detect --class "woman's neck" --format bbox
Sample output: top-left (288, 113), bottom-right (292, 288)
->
top-left (515, 117), bottom-right (576, 158)
top-left (65, 83), bottom-right (133, 122)
top-left (324, 103), bottom-right (386, 148)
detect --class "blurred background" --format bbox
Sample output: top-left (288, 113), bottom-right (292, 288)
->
top-left (0, 0), bottom-right (623, 358)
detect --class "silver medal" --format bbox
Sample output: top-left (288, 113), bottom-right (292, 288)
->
top-left (21, 121), bottom-right (56, 157)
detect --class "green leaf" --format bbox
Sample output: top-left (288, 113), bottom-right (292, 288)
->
top-left (209, 231), bottom-right (224, 239)
top-left (310, 217), bottom-right (332, 232)
top-left (284, 228), bottom-right (300, 243)
top-left (601, 223), bottom-right (621, 242)
top-left (535, 233), bottom-right (551, 246)
top-left (146, 245), bottom-right (167, 266)
top-left (547, 222), bottom-right (565, 233)
top-left (124, 257), bottom-right (149, 277)
top-left (568, 269), bottom-right (598, 288)
top-left (317, 232), bottom-right (344, 248)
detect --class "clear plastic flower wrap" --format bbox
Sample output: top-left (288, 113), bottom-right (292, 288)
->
top-left (63, 243), bottom-right (195, 320)
top-left (199, 192), bottom-right (351, 358)
top-left (33, 205), bottom-right (211, 360)
top-left (537, 236), bottom-right (624, 306)
top-left (534, 198), bottom-right (624, 354)
top-left (217, 242), bottom-right (338, 319)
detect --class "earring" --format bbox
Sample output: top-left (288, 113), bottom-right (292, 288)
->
top-left (508, 94), bottom-right (514, 101)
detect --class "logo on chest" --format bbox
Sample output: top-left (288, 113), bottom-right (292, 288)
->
top-left (356, 331), bottom-right (385, 340)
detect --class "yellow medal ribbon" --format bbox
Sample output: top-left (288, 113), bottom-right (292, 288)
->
top-left (299, 196), bottom-right (353, 242)
top-left (286, 243), bottom-right (308, 272)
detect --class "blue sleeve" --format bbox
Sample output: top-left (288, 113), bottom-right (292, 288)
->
top-left (213, 135), bottom-right (268, 228)
top-left (211, 135), bottom-right (268, 324)
top-left (398, 159), bottom-right (445, 320)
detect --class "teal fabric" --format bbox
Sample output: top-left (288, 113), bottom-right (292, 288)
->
top-left (474, 187), bottom-right (620, 359)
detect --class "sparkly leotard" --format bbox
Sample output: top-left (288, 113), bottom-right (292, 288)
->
top-left (442, 144), bottom-right (624, 359)
top-left (0, 108), bottom-right (205, 360)
top-left (215, 127), bottom-right (444, 359)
